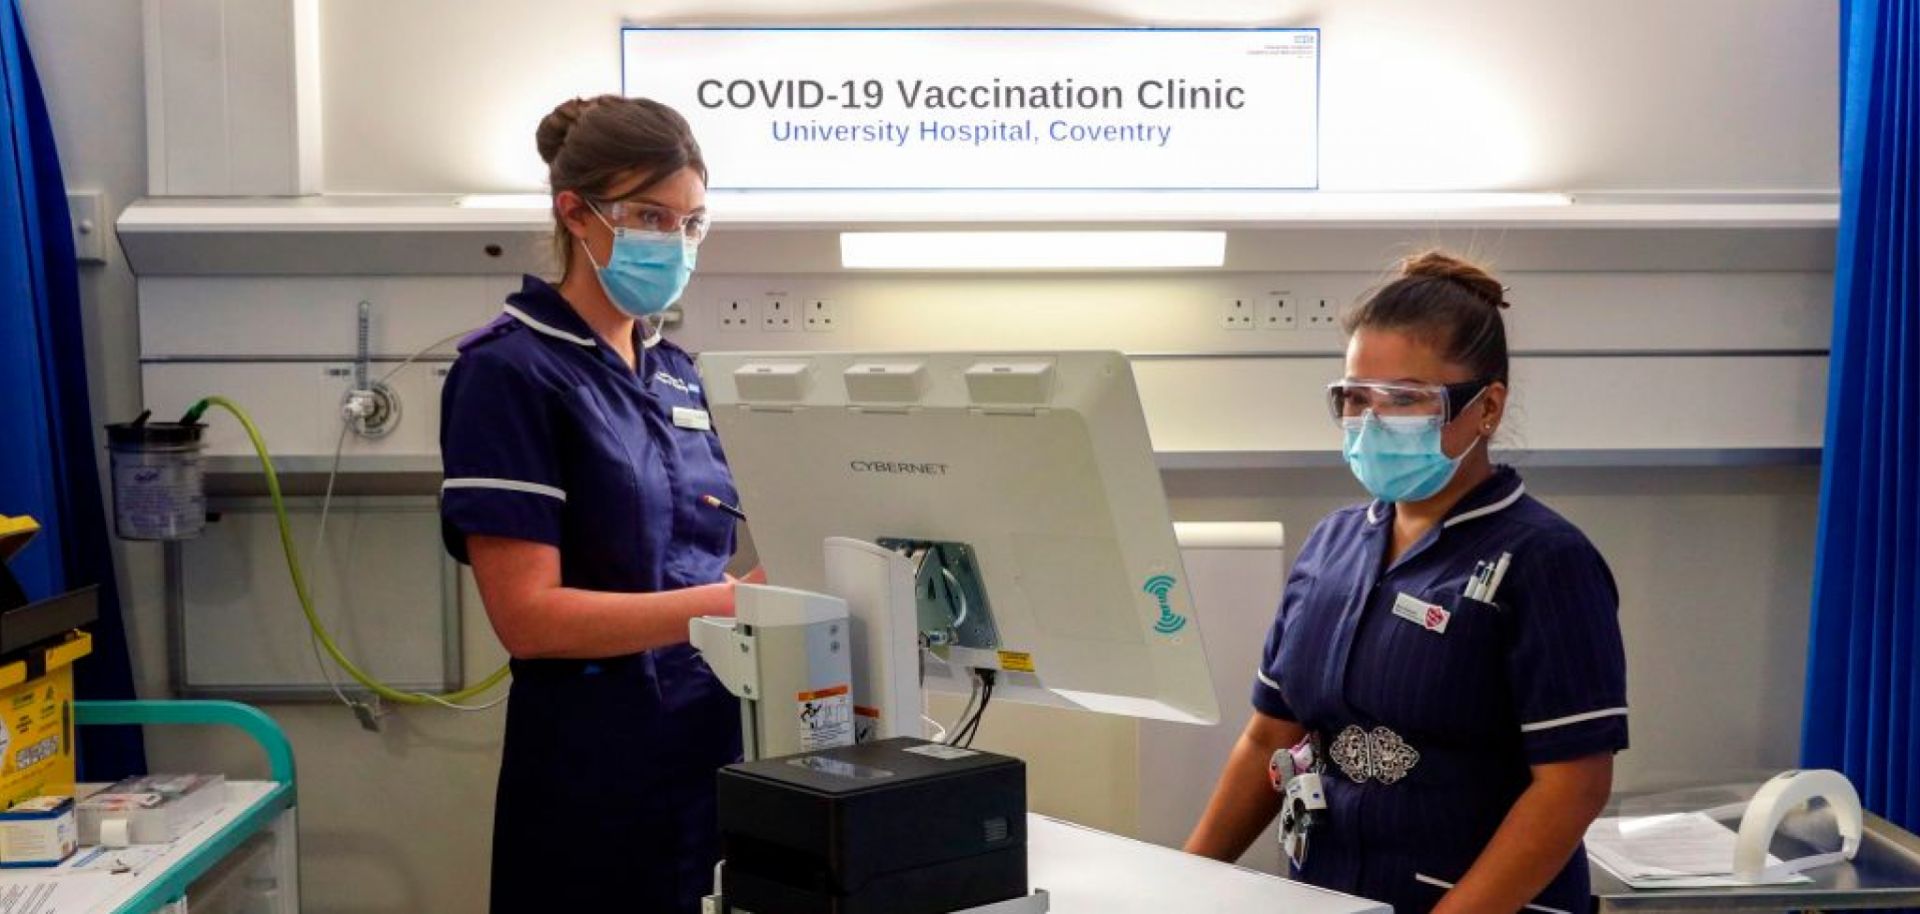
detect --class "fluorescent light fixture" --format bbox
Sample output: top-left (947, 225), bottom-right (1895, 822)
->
top-left (841, 231), bottom-right (1227, 270)
top-left (455, 193), bottom-right (552, 209)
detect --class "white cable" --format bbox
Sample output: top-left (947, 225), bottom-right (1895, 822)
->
top-left (941, 566), bottom-right (969, 630)
top-left (308, 329), bottom-right (509, 718)
top-left (377, 331), bottom-right (468, 386)
top-left (306, 423), bottom-right (359, 715)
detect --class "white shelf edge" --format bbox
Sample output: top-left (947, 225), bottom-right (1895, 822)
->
top-left (116, 193), bottom-right (1841, 234)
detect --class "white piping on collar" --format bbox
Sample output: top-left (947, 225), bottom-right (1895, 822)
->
top-left (1366, 501), bottom-right (1385, 525)
top-left (503, 304), bottom-right (597, 348)
top-left (641, 320), bottom-right (663, 349)
top-left (1444, 481), bottom-right (1527, 528)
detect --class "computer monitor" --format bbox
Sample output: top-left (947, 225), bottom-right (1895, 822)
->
top-left (701, 350), bottom-right (1218, 726)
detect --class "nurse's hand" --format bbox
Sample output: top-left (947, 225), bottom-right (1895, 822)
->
top-left (1431, 753), bottom-right (1614, 914)
top-left (469, 534), bottom-right (749, 656)
top-left (1185, 710), bottom-right (1305, 862)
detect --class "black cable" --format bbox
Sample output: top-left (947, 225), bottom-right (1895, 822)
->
top-left (952, 674), bottom-right (986, 748)
top-left (944, 673), bottom-right (982, 745)
top-left (967, 676), bottom-right (995, 748)
top-left (950, 674), bottom-right (982, 747)
top-left (959, 669), bottom-right (996, 748)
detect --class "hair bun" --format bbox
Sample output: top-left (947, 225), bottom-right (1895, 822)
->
top-left (1400, 250), bottom-right (1509, 310)
top-left (536, 97), bottom-right (596, 166)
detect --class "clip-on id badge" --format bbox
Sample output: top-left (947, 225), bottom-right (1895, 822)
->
top-left (1271, 735), bottom-right (1328, 870)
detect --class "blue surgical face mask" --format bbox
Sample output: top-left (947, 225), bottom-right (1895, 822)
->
top-left (1341, 407), bottom-right (1484, 504)
top-left (581, 206), bottom-right (695, 318)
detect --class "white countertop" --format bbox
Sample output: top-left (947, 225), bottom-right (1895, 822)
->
top-left (1029, 814), bottom-right (1388, 913)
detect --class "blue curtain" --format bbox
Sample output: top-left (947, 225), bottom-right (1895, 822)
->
top-left (0, 1), bottom-right (146, 778)
top-left (1803, 0), bottom-right (1920, 850)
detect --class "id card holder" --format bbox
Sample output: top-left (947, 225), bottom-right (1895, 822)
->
top-left (1279, 772), bottom-right (1327, 870)
top-left (1274, 733), bottom-right (1327, 871)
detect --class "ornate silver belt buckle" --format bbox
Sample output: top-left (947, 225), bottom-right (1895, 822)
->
top-left (1329, 724), bottom-right (1420, 784)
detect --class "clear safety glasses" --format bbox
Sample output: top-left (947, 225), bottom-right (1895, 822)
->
top-left (590, 199), bottom-right (711, 245)
top-left (1324, 378), bottom-right (1493, 425)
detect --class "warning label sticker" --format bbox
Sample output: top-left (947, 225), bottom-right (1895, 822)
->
top-left (797, 684), bottom-right (854, 751)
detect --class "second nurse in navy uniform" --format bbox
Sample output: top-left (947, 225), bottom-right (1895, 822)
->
top-left (1185, 251), bottom-right (1628, 914)
top-left (438, 95), bottom-right (752, 913)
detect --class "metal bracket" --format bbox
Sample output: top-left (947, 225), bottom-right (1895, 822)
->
top-left (877, 539), bottom-right (1002, 650)
top-left (342, 301), bottom-right (401, 439)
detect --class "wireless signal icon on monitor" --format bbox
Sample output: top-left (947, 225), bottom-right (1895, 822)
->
top-left (1143, 574), bottom-right (1187, 635)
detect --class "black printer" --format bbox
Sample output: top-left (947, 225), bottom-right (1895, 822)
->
top-left (716, 737), bottom-right (1027, 914)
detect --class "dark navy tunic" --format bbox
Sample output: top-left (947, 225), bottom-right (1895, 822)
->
top-left (439, 275), bottom-right (742, 914)
top-left (1255, 467), bottom-right (1627, 914)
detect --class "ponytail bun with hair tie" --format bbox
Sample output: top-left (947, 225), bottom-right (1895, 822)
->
top-left (1399, 250), bottom-right (1510, 311)
top-left (535, 96), bottom-right (596, 166)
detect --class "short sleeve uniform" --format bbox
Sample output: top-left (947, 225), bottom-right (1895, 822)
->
top-left (440, 275), bottom-right (742, 914)
top-left (1253, 467), bottom-right (1627, 914)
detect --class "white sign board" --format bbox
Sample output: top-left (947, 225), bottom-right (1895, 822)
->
top-left (620, 27), bottom-right (1319, 191)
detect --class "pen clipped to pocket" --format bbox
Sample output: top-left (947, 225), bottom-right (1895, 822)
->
top-left (1464, 552), bottom-right (1513, 604)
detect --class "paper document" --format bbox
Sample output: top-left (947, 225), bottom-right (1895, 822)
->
top-left (1586, 813), bottom-right (1813, 888)
top-left (0, 877), bottom-right (116, 914)
top-left (55, 844), bottom-right (167, 876)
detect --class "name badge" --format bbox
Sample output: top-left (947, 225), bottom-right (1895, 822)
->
top-left (672, 406), bottom-right (712, 431)
top-left (1392, 592), bottom-right (1450, 634)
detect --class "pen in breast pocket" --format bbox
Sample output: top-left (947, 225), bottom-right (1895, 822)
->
top-left (1466, 561), bottom-right (1492, 600)
top-left (699, 494), bottom-right (747, 521)
top-left (1483, 552), bottom-right (1513, 602)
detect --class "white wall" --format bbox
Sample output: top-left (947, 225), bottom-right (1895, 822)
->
top-left (22, 0), bottom-right (1835, 910)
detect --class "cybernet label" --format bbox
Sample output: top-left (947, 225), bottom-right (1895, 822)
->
top-left (849, 460), bottom-right (949, 476)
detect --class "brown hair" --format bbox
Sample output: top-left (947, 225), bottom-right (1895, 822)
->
top-left (536, 94), bottom-right (707, 272)
top-left (1342, 250), bottom-right (1511, 383)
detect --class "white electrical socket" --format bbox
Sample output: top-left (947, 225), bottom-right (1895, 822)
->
top-left (1305, 298), bottom-right (1338, 330)
top-left (1221, 297), bottom-right (1256, 331)
top-left (802, 299), bottom-right (836, 333)
top-left (762, 298), bottom-right (795, 332)
top-left (718, 299), bottom-right (752, 331)
top-left (1261, 296), bottom-right (1298, 330)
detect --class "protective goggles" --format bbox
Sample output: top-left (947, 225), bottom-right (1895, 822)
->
top-left (588, 198), bottom-right (710, 245)
top-left (1324, 378), bottom-right (1494, 425)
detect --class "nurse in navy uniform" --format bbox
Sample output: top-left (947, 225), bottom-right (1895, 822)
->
top-left (1185, 251), bottom-right (1627, 914)
top-left (438, 95), bottom-right (753, 914)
